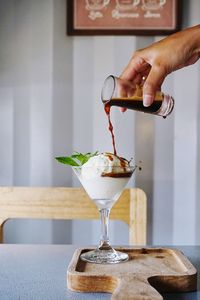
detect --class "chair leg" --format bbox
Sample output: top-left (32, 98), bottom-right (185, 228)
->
top-left (0, 219), bottom-right (5, 243)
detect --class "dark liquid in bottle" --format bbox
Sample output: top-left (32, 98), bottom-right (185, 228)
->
top-left (105, 97), bottom-right (163, 114)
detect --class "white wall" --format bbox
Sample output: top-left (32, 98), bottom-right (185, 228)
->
top-left (0, 0), bottom-right (200, 245)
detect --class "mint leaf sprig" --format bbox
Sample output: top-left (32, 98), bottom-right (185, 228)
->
top-left (55, 151), bottom-right (99, 166)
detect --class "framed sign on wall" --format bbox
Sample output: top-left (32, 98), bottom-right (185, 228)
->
top-left (67, 0), bottom-right (181, 36)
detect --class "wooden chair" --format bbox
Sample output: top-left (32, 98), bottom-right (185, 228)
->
top-left (0, 187), bottom-right (147, 245)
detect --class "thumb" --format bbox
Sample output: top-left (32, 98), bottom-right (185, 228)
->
top-left (143, 66), bottom-right (166, 107)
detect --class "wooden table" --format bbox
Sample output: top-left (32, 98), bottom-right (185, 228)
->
top-left (0, 245), bottom-right (199, 299)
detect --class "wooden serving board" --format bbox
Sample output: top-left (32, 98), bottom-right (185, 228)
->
top-left (67, 247), bottom-right (197, 299)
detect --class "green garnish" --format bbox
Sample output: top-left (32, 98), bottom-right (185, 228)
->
top-left (55, 151), bottom-right (99, 166)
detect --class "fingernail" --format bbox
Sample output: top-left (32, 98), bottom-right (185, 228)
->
top-left (120, 107), bottom-right (126, 113)
top-left (143, 94), bottom-right (153, 107)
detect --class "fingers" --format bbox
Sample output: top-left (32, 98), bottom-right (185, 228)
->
top-left (120, 50), bottom-right (168, 108)
top-left (143, 65), bottom-right (166, 106)
top-left (121, 55), bottom-right (149, 81)
top-left (120, 107), bottom-right (127, 113)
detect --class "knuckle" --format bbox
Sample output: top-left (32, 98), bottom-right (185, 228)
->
top-left (154, 62), bottom-right (167, 74)
top-left (131, 50), bottom-right (143, 62)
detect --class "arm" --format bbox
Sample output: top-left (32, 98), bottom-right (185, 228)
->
top-left (121, 25), bottom-right (200, 107)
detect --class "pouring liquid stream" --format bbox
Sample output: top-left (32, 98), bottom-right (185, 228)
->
top-left (104, 104), bottom-right (117, 156)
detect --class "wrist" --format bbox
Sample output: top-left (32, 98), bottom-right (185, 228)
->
top-left (188, 24), bottom-right (200, 55)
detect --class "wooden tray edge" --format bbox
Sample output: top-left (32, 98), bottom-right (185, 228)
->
top-left (67, 247), bottom-right (198, 293)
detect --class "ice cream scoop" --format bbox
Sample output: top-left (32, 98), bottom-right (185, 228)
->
top-left (81, 152), bottom-right (131, 179)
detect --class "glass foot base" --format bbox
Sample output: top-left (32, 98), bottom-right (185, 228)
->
top-left (80, 248), bottom-right (129, 264)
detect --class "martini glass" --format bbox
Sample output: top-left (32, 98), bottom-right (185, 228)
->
top-left (72, 165), bottom-right (136, 264)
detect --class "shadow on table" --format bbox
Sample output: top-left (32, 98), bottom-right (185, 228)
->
top-left (161, 292), bottom-right (198, 300)
top-left (68, 291), bottom-right (111, 300)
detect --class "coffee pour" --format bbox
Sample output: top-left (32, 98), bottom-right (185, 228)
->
top-left (101, 75), bottom-right (174, 117)
top-left (102, 75), bottom-right (174, 155)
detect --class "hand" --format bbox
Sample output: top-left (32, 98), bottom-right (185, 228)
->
top-left (120, 25), bottom-right (200, 107)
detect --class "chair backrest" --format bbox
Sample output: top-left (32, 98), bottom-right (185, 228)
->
top-left (0, 187), bottom-right (147, 245)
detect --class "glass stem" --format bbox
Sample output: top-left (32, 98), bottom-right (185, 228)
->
top-left (98, 208), bottom-right (112, 251)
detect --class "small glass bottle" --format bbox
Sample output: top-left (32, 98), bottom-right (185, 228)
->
top-left (101, 75), bottom-right (174, 118)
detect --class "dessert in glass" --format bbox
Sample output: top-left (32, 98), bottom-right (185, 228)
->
top-left (73, 152), bottom-right (136, 264)
top-left (56, 75), bottom-right (138, 263)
